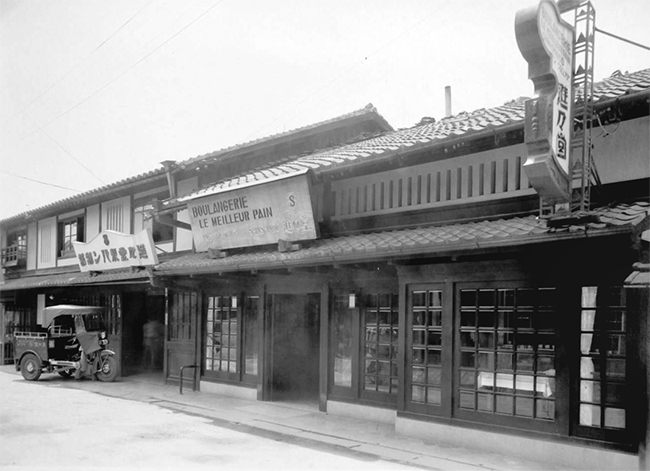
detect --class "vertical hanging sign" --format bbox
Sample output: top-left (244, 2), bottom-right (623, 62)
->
top-left (515, 0), bottom-right (574, 204)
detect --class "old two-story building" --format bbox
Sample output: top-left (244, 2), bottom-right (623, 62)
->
top-left (1, 28), bottom-right (648, 468)
top-left (0, 105), bottom-right (393, 376)
top-left (150, 68), bottom-right (649, 470)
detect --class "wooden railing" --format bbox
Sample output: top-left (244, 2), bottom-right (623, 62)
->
top-left (1, 244), bottom-right (27, 267)
top-left (331, 145), bottom-right (536, 220)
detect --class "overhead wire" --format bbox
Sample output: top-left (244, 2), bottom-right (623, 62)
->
top-left (6, 0), bottom-right (226, 149)
top-left (0, 170), bottom-right (82, 192)
top-left (2, 0), bottom-right (227, 207)
top-left (38, 123), bottom-right (106, 185)
top-left (6, 0), bottom-right (452, 213)
top-left (36, 0), bottom-right (227, 133)
top-left (1, 0), bottom-right (154, 129)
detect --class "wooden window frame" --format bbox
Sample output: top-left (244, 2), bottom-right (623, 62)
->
top-left (359, 290), bottom-right (400, 405)
top-left (57, 216), bottom-right (84, 258)
top-left (203, 293), bottom-right (259, 385)
top-left (571, 285), bottom-right (634, 445)
top-left (327, 286), bottom-right (402, 406)
top-left (453, 282), bottom-right (559, 434)
top-left (404, 283), bottom-right (453, 418)
top-left (329, 290), bottom-right (359, 398)
top-left (169, 291), bottom-right (195, 342)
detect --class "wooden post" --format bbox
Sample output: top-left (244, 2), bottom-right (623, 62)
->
top-left (0, 303), bottom-right (6, 365)
top-left (635, 286), bottom-right (649, 471)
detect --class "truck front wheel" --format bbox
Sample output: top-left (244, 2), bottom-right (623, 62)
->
top-left (96, 355), bottom-right (118, 382)
top-left (20, 354), bottom-right (42, 381)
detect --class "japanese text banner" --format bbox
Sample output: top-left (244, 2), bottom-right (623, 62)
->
top-left (73, 229), bottom-right (159, 272)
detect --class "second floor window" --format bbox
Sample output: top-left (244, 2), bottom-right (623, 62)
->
top-left (58, 217), bottom-right (84, 257)
top-left (135, 204), bottom-right (174, 243)
top-left (2, 230), bottom-right (27, 266)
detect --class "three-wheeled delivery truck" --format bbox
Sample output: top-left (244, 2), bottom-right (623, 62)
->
top-left (14, 305), bottom-right (118, 382)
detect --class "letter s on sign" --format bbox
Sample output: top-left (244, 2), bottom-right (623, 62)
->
top-left (288, 193), bottom-right (296, 207)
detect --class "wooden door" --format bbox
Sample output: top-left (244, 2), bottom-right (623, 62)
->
top-left (263, 293), bottom-right (321, 403)
top-left (165, 290), bottom-right (200, 387)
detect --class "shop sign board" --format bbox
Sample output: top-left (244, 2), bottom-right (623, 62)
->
top-left (187, 173), bottom-right (318, 252)
top-left (515, 0), bottom-right (574, 204)
top-left (73, 229), bottom-right (158, 272)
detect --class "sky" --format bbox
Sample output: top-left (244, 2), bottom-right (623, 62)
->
top-left (1, 0), bottom-right (648, 220)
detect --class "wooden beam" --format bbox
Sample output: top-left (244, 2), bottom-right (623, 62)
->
top-left (155, 213), bottom-right (191, 231)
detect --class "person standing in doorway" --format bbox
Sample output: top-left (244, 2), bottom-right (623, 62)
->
top-left (142, 317), bottom-right (163, 369)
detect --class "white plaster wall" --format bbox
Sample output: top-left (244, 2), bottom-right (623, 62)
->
top-left (87, 204), bottom-right (100, 240)
top-left (26, 222), bottom-right (37, 270)
top-left (57, 257), bottom-right (77, 267)
top-left (593, 116), bottom-right (650, 184)
top-left (37, 217), bottom-right (56, 269)
top-left (101, 196), bottom-right (131, 234)
top-left (175, 177), bottom-right (198, 252)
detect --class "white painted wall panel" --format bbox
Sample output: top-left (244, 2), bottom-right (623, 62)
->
top-left (37, 217), bottom-right (56, 269)
top-left (101, 196), bottom-right (131, 234)
top-left (87, 204), bottom-right (100, 240)
top-left (175, 177), bottom-right (198, 252)
top-left (27, 222), bottom-right (37, 270)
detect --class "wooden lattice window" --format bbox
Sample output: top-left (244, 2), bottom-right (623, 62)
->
top-left (458, 287), bottom-right (556, 421)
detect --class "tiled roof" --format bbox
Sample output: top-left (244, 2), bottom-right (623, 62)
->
top-left (176, 103), bottom-right (392, 170)
top-left (154, 202), bottom-right (650, 275)
top-left (0, 104), bottom-right (389, 226)
top-left (0, 168), bottom-right (167, 226)
top-left (176, 68), bottom-right (650, 204)
top-left (587, 69), bottom-right (650, 101)
top-left (0, 268), bottom-right (151, 292)
top-left (5, 68), bottom-right (649, 223)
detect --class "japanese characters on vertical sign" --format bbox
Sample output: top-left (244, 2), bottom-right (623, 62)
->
top-left (515, 0), bottom-right (574, 204)
top-left (73, 229), bottom-right (159, 272)
top-left (185, 172), bottom-right (318, 252)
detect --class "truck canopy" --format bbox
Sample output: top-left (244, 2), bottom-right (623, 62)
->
top-left (42, 305), bottom-right (105, 327)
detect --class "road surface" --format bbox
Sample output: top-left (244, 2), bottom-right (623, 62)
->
top-left (0, 371), bottom-right (415, 471)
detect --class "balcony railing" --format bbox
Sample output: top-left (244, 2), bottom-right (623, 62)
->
top-left (2, 244), bottom-right (27, 267)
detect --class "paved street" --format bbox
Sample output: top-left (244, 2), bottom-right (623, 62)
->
top-left (0, 371), bottom-right (415, 471)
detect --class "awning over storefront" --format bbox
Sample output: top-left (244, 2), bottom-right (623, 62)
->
top-left (0, 268), bottom-right (151, 292)
top-left (153, 201), bottom-right (650, 276)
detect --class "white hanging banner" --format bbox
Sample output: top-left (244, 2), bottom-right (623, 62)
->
top-left (73, 229), bottom-right (159, 272)
top-left (187, 173), bottom-right (318, 252)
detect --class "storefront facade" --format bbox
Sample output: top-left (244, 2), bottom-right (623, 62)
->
top-left (153, 69), bottom-right (650, 469)
top-left (0, 105), bottom-right (393, 377)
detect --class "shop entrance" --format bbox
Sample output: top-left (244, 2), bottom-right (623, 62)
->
top-left (121, 292), bottom-right (165, 376)
top-left (267, 293), bottom-right (320, 404)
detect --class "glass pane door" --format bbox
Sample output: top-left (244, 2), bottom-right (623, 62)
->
top-left (407, 285), bottom-right (444, 413)
top-left (363, 293), bottom-right (398, 398)
top-left (578, 287), bottom-right (627, 433)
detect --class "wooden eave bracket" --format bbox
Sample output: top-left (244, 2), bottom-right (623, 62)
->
top-left (154, 213), bottom-right (192, 231)
top-left (545, 212), bottom-right (601, 229)
top-left (208, 248), bottom-right (228, 259)
top-left (278, 239), bottom-right (301, 253)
